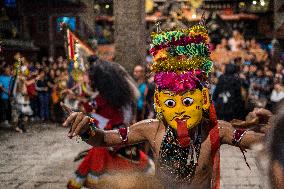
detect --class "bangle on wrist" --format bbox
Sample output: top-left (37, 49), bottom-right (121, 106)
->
top-left (80, 117), bottom-right (97, 142)
top-left (232, 128), bottom-right (251, 169)
top-left (118, 127), bottom-right (129, 143)
top-left (232, 129), bottom-right (247, 146)
top-left (89, 118), bottom-right (97, 131)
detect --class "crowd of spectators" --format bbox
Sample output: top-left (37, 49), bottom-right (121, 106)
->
top-left (0, 55), bottom-right (72, 132)
top-left (0, 54), bottom-right (156, 133)
top-left (210, 30), bottom-right (284, 121)
top-left (0, 30), bottom-right (283, 132)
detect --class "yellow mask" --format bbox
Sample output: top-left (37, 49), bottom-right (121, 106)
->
top-left (154, 88), bottom-right (210, 130)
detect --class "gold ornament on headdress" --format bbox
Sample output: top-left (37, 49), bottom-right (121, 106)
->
top-left (150, 18), bottom-right (213, 74)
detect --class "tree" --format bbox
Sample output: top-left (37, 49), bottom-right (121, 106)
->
top-left (113, 0), bottom-right (146, 73)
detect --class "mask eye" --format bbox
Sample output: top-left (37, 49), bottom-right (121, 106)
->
top-left (164, 99), bottom-right (176, 108)
top-left (182, 97), bottom-right (194, 106)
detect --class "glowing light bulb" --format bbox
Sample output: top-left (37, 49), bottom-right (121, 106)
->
top-left (252, 0), bottom-right (257, 5)
top-left (105, 4), bottom-right (110, 9)
top-left (260, 1), bottom-right (265, 6)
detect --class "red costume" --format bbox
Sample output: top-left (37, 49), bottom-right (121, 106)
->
top-left (67, 95), bottom-right (151, 189)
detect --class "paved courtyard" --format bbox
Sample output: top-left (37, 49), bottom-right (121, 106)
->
top-left (0, 123), bottom-right (269, 189)
top-left (220, 145), bottom-right (269, 189)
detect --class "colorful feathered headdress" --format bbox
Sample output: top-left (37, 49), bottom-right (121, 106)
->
top-left (150, 20), bottom-right (213, 93)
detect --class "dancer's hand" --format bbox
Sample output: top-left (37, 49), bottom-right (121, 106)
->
top-left (253, 108), bottom-right (273, 124)
top-left (253, 108), bottom-right (273, 134)
top-left (61, 102), bottom-right (91, 138)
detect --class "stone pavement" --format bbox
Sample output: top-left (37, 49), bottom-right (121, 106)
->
top-left (0, 123), bottom-right (89, 189)
top-left (220, 145), bottom-right (269, 189)
top-left (0, 123), bottom-right (268, 189)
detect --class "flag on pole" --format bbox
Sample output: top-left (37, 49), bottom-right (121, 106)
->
top-left (66, 28), bottom-right (96, 78)
top-left (67, 29), bottom-right (76, 60)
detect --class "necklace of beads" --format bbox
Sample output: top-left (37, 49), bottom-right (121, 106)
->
top-left (158, 124), bottom-right (202, 183)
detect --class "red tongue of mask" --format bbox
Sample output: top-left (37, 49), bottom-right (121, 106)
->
top-left (176, 119), bottom-right (190, 148)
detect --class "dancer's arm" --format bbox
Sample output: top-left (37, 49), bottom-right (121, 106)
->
top-left (219, 120), bottom-right (265, 149)
top-left (62, 103), bottom-right (150, 147)
top-left (219, 108), bottom-right (272, 148)
top-left (86, 120), bottom-right (151, 147)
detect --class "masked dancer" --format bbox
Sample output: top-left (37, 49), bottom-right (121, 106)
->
top-left (64, 23), bottom-right (266, 189)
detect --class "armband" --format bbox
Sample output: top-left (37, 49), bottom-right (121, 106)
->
top-left (232, 129), bottom-right (251, 169)
top-left (232, 129), bottom-right (247, 146)
top-left (118, 127), bottom-right (129, 143)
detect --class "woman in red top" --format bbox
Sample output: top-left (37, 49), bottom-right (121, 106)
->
top-left (67, 59), bottom-right (152, 189)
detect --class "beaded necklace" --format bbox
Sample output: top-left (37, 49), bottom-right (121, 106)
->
top-left (158, 123), bottom-right (202, 183)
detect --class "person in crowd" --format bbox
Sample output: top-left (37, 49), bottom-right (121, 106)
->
top-left (275, 63), bottom-right (283, 84)
top-left (48, 56), bottom-right (54, 65)
top-left (213, 64), bottom-right (245, 121)
top-left (146, 72), bottom-right (155, 119)
top-left (14, 76), bottom-right (33, 132)
top-left (0, 66), bottom-right (12, 127)
top-left (248, 64), bottom-right (258, 78)
top-left (270, 83), bottom-right (284, 109)
top-left (36, 69), bottom-right (49, 121)
top-left (207, 37), bottom-right (215, 52)
top-left (25, 68), bottom-right (39, 120)
top-left (210, 72), bottom-right (218, 96)
top-left (219, 38), bottom-right (229, 50)
top-left (228, 30), bottom-right (245, 51)
top-left (146, 50), bottom-right (153, 65)
top-left (52, 62), bottom-right (58, 71)
top-left (249, 38), bottom-right (268, 63)
top-left (52, 70), bottom-right (65, 123)
top-left (35, 62), bottom-right (42, 70)
top-left (57, 56), bottom-right (63, 64)
top-left (41, 56), bottom-right (47, 65)
top-left (239, 64), bottom-right (250, 87)
top-left (62, 59), bottom-right (68, 70)
top-left (239, 65), bottom-right (251, 113)
top-left (133, 65), bottom-right (148, 121)
top-left (212, 43), bottom-right (230, 65)
top-left (63, 91), bottom-right (80, 111)
top-left (249, 68), bottom-right (271, 108)
top-left (264, 68), bottom-right (275, 110)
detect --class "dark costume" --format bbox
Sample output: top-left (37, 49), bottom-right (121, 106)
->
top-left (213, 64), bottom-right (244, 121)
